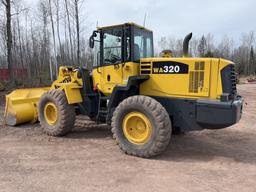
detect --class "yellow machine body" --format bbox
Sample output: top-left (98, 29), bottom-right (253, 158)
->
top-left (4, 58), bottom-right (233, 126)
top-left (4, 23), bottom-right (242, 131)
top-left (92, 58), bottom-right (231, 101)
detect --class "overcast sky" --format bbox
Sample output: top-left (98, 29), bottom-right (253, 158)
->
top-left (28, 0), bottom-right (256, 43)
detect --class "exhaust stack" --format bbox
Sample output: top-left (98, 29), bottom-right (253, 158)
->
top-left (183, 33), bottom-right (193, 57)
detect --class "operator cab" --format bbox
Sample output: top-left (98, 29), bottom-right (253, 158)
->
top-left (89, 23), bottom-right (154, 67)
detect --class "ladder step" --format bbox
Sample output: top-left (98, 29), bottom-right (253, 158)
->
top-left (99, 110), bottom-right (108, 114)
top-left (100, 96), bottom-right (110, 100)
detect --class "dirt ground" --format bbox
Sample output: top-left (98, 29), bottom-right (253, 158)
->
top-left (0, 84), bottom-right (256, 192)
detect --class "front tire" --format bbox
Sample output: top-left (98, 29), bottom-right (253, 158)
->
top-left (38, 90), bottom-right (76, 136)
top-left (111, 96), bottom-right (172, 158)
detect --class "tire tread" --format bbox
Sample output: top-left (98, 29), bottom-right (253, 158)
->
top-left (38, 90), bottom-right (76, 137)
top-left (111, 95), bottom-right (172, 158)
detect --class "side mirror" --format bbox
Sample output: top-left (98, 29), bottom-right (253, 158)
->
top-left (89, 35), bottom-right (94, 48)
top-left (89, 31), bottom-right (98, 49)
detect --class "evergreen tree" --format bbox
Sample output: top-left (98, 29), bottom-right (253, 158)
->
top-left (198, 35), bottom-right (207, 57)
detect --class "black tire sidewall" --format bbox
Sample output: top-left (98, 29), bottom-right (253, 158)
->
top-left (38, 93), bottom-right (61, 132)
top-left (38, 90), bottom-right (75, 136)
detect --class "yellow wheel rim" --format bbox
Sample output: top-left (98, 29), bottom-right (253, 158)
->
top-left (122, 112), bottom-right (152, 145)
top-left (44, 102), bottom-right (58, 125)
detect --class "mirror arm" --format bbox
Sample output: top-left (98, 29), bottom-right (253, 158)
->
top-left (96, 51), bottom-right (102, 74)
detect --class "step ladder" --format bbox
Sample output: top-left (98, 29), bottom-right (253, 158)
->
top-left (96, 96), bottom-right (110, 122)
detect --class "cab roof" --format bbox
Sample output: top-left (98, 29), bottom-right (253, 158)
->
top-left (97, 22), bottom-right (152, 32)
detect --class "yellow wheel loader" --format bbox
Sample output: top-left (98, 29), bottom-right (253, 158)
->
top-left (4, 23), bottom-right (243, 158)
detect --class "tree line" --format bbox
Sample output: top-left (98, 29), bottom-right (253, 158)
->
top-left (158, 32), bottom-right (256, 76)
top-left (0, 0), bottom-right (93, 85)
top-left (0, 0), bottom-right (255, 86)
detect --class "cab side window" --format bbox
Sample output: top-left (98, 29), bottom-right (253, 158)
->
top-left (124, 28), bottom-right (131, 62)
top-left (134, 28), bottom-right (153, 61)
top-left (93, 32), bottom-right (101, 68)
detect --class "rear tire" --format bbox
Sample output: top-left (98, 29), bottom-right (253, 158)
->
top-left (111, 96), bottom-right (172, 158)
top-left (38, 90), bottom-right (76, 136)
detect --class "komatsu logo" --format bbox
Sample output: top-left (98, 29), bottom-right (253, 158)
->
top-left (152, 61), bottom-right (189, 74)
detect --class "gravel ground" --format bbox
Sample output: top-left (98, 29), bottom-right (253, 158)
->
top-left (0, 84), bottom-right (256, 192)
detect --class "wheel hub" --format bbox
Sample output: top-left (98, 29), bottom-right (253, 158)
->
top-left (44, 102), bottom-right (58, 125)
top-left (122, 112), bottom-right (152, 145)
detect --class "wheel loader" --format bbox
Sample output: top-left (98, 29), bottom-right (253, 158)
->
top-left (4, 23), bottom-right (243, 158)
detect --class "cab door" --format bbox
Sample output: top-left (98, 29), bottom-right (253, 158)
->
top-left (101, 65), bottom-right (123, 94)
top-left (99, 27), bottom-right (125, 95)
top-left (92, 26), bottom-right (133, 96)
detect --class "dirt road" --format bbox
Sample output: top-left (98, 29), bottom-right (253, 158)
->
top-left (0, 84), bottom-right (256, 192)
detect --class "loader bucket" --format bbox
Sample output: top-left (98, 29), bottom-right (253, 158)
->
top-left (4, 88), bottom-right (50, 126)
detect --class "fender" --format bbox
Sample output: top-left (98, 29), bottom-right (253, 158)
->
top-left (106, 75), bottom-right (149, 123)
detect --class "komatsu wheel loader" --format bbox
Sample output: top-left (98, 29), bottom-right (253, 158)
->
top-left (4, 23), bottom-right (243, 158)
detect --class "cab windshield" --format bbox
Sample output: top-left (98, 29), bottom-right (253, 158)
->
top-left (103, 28), bottom-right (123, 65)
